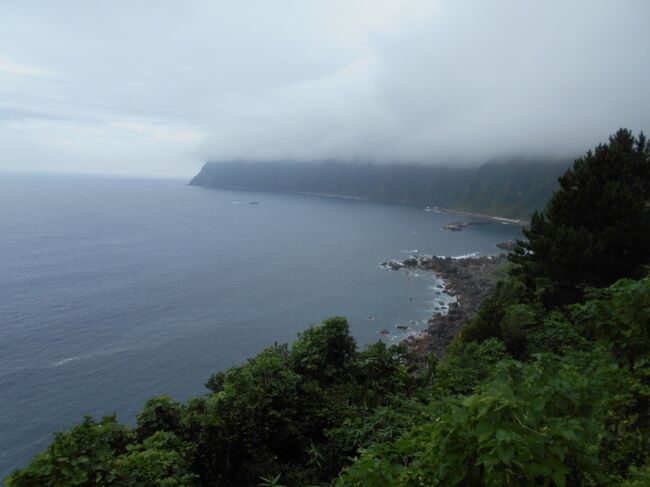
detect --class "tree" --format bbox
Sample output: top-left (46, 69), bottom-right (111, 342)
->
top-left (290, 316), bottom-right (356, 385)
top-left (136, 396), bottom-right (183, 441)
top-left (511, 128), bottom-right (650, 305)
top-left (113, 432), bottom-right (197, 486)
top-left (6, 416), bottom-right (132, 486)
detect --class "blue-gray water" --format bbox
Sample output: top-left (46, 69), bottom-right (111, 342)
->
top-left (0, 172), bottom-right (521, 479)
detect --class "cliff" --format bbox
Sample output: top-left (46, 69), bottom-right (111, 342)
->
top-left (190, 159), bottom-right (568, 219)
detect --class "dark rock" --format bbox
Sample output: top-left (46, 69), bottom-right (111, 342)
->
top-left (496, 240), bottom-right (519, 251)
top-left (442, 222), bottom-right (467, 231)
top-left (405, 253), bottom-right (508, 357)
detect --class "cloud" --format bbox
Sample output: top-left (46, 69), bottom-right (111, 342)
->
top-left (200, 0), bottom-right (650, 165)
top-left (0, 0), bottom-right (649, 176)
top-left (0, 116), bottom-right (204, 177)
top-left (0, 56), bottom-right (52, 77)
top-left (109, 120), bottom-right (204, 143)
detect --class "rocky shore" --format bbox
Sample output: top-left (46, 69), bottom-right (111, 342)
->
top-left (441, 220), bottom-right (492, 232)
top-left (383, 254), bottom-right (508, 356)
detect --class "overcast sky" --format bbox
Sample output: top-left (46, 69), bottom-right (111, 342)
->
top-left (1, 0), bottom-right (649, 178)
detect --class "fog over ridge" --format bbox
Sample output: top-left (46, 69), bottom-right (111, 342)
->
top-left (0, 0), bottom-right (648, 176)
top-left (201, 1), bottom-right (650, 166)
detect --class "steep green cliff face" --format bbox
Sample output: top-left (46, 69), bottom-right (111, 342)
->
top-left (190, 159), bottom-right (569, 219)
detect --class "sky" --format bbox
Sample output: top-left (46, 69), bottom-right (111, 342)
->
top-left (1, 0), bottom-right (649, 178)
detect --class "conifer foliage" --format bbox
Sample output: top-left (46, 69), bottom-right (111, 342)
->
top-left (511, 129), bottom-right (650, 304)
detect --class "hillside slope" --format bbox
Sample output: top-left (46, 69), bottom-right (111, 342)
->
top-left (190, 160), bottom-right (568, 219)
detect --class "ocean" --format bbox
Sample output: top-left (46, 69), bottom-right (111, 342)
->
top-left (0, 172), bottom-right (521, 479)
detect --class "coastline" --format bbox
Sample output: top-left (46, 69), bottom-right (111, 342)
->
top-left (436, 207), bottom-right (529, 226)
top-left (385, 253), bottom-right (508, 356)
top-left (190, 180), bottom-right (532, 224)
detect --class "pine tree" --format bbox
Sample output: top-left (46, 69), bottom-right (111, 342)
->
top-left (511, 128), bottom-right (650, 305)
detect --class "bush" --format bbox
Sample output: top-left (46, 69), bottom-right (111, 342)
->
top-left (339, 351), bottom-right (628, 486)
top-left (290, 316), bottom-right (356, 385)
top-left (435, 338), bottom-right (508, 395)
top-left (113, 432), bottom-right (197, 486)
top-left (571, 275), bottom-right (650, 366)
top-left (6, 416), bottom-right (132, 486)
top-left (136, 396), bottom-right (183, 441)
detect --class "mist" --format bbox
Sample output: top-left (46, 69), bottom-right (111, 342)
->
top-left (1, 0), bottom-right (649, 176)
top-left (201, 1), bottom-right (650, 165)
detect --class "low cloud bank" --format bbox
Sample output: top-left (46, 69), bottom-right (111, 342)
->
top-left (201, 1), bottom-right (650, 166)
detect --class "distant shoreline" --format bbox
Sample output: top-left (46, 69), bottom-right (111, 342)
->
top-left (436, 207), bottom-right (529, 226)
top-left (290, 191), bottom-right (370, 201)
top-left (191, 181), bottom-right (531, 223)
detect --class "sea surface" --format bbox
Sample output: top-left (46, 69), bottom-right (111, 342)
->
top-left (0, 172), bottom-right (521, 479)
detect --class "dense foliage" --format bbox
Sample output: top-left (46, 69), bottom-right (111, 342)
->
top-left (191, 159), bottom-right (568, 219)
top-left (340, 276), bottom-right (650, 486)
top-left (8, 129), bottom-right (650, 486)
top-left (7, 319), bottom-right (428, 486)
top-left (511, 129), bottom-right (650, 305)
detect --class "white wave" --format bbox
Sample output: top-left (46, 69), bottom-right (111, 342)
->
top-left (52, 346), bottom-right (134, 368)
top-left (53, 355), bottom-right (84, 366)
top-left (451, 252), bottom-right (481, 259)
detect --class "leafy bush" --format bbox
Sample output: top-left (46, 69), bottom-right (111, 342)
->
top-left (291, 316), bottom-right (356, 385)
top-left (112, 432), bottom-right (197, 486)
top-left (136, 396), bottom-right (183, 441)
top-left (459, 276), bottom-right (533, 356)
top-left (339, 351), bottom-right (629, 486)
top-left (571, 276), bottom-right (650, 366)
top-left (435, 338), bottom-right (508, 395)
top-left (6, 418), bottom-right (196, 486)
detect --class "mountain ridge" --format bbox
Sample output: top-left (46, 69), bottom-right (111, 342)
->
top-left (190, 159), bottom-right (569, 219)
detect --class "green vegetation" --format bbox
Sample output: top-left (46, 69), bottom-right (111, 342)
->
top-left (511, 128), bottom-right (650, 304)
top-left (190, 159), bottom-right (568, 219)
top-left (7, 130), bottom-right (649, 486)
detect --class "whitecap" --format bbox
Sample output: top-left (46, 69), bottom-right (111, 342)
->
top-left (53, 356), bottom-right (82, 367)
top-left (451, 252), bottom-right (481, 259)
top-left (51, 345), bottom-right (135, 368)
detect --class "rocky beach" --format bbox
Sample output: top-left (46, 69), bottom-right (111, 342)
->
top-left (383, 253), bottom-right (509, 356)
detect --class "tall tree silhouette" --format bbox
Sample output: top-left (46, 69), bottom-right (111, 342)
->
top-left (512, 128), bottom-right (650, 305)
